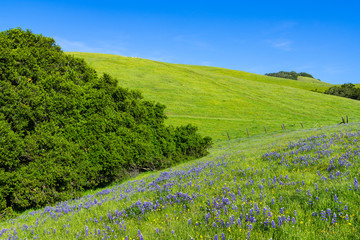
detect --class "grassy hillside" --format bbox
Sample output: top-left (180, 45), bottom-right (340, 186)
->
top-left (2, 52), bottom-right (360, 239)
top-left (1, 123), bottom-right (359, 239)
top-left (67, 53), bottom-right (359, 141)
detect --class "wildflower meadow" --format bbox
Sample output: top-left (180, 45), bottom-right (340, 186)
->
top-left (1, 123), bottom-right (359, 239)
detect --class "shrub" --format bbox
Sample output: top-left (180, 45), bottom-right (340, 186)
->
top-left (324, 83), bottom-right (360, 100)
top-left (0, 28), bottom-right (212, 215)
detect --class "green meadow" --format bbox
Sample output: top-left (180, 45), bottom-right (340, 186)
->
top-left (1, 53), bottom-right (360, 240)
top-left (68, 52), bottom-right (359, 141)
top-left (1, 123), bottom-right (359, 239)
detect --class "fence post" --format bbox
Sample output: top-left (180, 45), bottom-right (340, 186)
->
top-left (346, 115), bottom-right (349, 123)
top-left (227, 131), bottom-right (230, 140)
top-left (264, 126), bottom-right (267, 133)
top-left (301, 122), bottom-right (303, 128)
top-left (246, 128), bottom-right (249, 137)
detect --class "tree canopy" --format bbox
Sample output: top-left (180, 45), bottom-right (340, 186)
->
top-left (0, 28), bottom-right (212, 215)
top-left (325, 83), bottom-right (360, 100)
top-left (265, 71), bottom-right (315, 80)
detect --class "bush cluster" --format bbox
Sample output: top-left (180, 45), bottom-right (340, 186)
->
top-left (324, 83), bottom-right (360, 100)
top-left (0, 28), bottom-right (212, 214)
top-left (265, 71), bottom-right (314, 80)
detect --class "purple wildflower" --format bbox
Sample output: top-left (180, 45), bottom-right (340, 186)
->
top-left (237, 218), bottom-right (241, 226)
top-left (327, 208), bottom-right (331, 218)
top-left (278, 216), bottom-right (282, 226)
top-left (354, 177), bottom-right (359, 190)
top-left (221, 232), bottom-right (225, 240)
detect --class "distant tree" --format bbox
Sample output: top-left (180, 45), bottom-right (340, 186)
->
top-left (265, 71), bottom-right (315, 80)
top-left (298, 72), bottom-right (314, 78)
top-left (324, 83), bottom-right (360, 100)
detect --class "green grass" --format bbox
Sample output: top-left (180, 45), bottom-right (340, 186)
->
top-left (1, 123), bottom-right (360, 239)
top-left (2, 53), bottom-right (360, 239)
top-left (67, 52), bottom-right (359, 141)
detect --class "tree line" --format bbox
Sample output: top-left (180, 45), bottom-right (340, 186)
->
top-left (265, 71), bottom-right (315, 80)
top-left (324, 83), bottom-right (360, 100)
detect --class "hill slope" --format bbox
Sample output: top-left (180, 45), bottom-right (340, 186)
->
top-left (68, 52), bottom-right (359, 140)
top-left (1, 123), bottom-right (360, 239)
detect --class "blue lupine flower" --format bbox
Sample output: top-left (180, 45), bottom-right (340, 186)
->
top-left (327, 208), bottom-right (331, 218)
top-left (354, 177), bottom-right (359, 190)
top-left (221, 232), bottom-right (225, 240)
top-left (271, 220), bottom-right (276, 228)
top-left (237, 218), bottom-right (241, 226)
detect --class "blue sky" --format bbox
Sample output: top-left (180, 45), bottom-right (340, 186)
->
top-left (1, 0), bottom-right (359, 84)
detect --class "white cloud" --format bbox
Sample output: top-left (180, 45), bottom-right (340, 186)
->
top-left (54, 37), bottom-right (98, 52)
top-left (54, 37), bottom-right (127, 55)
top-left (267, 39), bottom-right (293, 51)
top-left (200, 61), bottom-right (212, 66)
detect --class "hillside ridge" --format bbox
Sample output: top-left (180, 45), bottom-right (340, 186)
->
top-left (67, 52), bottom-right (360, 141)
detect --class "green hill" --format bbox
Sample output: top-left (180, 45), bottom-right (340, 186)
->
top-left (1, 50), bottom-right (360, 240)
top-left (2, 123), bottom-right (360, 239)
top-left (67, 52), bottom-right (358, 141)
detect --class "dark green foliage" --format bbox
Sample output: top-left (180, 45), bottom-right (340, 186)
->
top-left (298, 72), bottom-right (314, 78)
top-left (265, 71), bottom-right (298, 80)
top-left (0, 28), bottom-right (212, 215)
top-left (265, 71), bottom-right (315, 80)
top-left (325, 83), bottom-right (360, 100)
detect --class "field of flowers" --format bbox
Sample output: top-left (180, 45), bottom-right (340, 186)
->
top-left (1, 123), bottom-right (360, 239)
